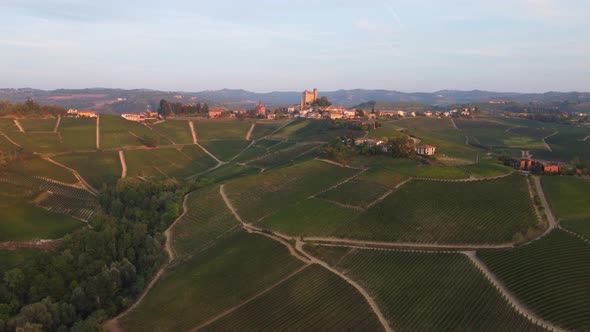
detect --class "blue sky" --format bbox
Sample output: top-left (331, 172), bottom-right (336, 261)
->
top-left (0, 0), bottom-right (588, 92)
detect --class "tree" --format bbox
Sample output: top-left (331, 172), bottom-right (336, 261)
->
top-left (386, 136), bottom-right (415, 158)
top-left (158, 100), bottom-right (172, 117)
top-left (311, 96), bottom-right (332, 108)
top-left (321, 138), bottom-right (356, 165)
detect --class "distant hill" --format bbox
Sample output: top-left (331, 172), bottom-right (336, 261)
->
top-left (1, 88), bottom-right (589, 113)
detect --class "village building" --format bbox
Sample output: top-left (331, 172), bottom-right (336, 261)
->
top-left (424, 111), bottom-right (433, 117)
top-left (416, 144), bottom-right (436, 156)
top-left (329, 111), bottom-right (344, 120)
top-left (257, 101), bottom-right (267, 116)
top-left (121, 113), bottom-right (142, 121)
top-left (78, 110), bottom-right (97, 118)
top-left (67, 109), bottom-right (78, 116)
top-left (544, 163), bottom-right (560, 174)
top-left (520, 159), bottom-right (535, 170)
top-left (208, 108), bottom-right (225, 118)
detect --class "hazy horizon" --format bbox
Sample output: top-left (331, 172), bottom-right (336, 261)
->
top-left (1, 0), bottom-right (589, 92)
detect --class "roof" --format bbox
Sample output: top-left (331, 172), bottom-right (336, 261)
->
top-left (417, 144), bottom-right (436, 149)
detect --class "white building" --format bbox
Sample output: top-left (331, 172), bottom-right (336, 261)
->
top-left (416, 144), bottom-right (436, 156)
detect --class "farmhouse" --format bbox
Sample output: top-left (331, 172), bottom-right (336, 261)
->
top-left (544, 163), bottom-right (560, 174)
top-left (416, 144), bottom-right (436, 156)
top-left (78, 110), bottom-right (97, 118)
top-left (208, 108), bottom-right (225, 118)
top-left (121, 113), bottom-right (142, 121)
top-left (67, 109), bottom-right (78, 116)
top-left (520, 159), bottom-right (535, 170)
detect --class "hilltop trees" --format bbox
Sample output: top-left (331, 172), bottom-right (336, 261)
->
top-left (158, 99), bottom-right (209, 117)
top-left (387, 136), bottom-right (416, 158)
top-left (0, 100), bottom-right (66, 117)
top-left (311, 97), bottom-right (332, 108)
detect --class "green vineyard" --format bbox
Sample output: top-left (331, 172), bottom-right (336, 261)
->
top-left (478, 230), bottom-right (590, 331)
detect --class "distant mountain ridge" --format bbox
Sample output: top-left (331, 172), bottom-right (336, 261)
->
top-left (1, 88), bottom-right (589, 113)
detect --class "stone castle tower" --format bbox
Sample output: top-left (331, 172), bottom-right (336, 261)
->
top-left (300, 88), bottom-right (318, 110)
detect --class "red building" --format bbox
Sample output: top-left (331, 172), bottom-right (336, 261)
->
top-left (520, 159), bottom-right (535, 170)
top-left (257, 101), bottom-right (267, 116)
top-left (544, 163), bottom-right (560, 174)
top-left (208, 108), bottom-right (225, 118)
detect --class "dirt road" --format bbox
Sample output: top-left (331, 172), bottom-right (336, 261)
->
top-left (13, 119), bottom-right (25, 133)
top-left (189, 120), bottom-right (198, 144)
top-left (96, 116), bottom-right (100, 150)
top-left (43, 157), bottom-right (99, 195)
top-left (53, 115), bottom-right (61, 133)
top-left (246, 122), bottom-right (255, 140)
top-left (119, 150), bottom-right (127, 179)
top-left (533, 176), bottom-right (558, 228)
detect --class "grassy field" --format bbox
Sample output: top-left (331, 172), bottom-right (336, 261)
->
top-left (542, 176), bottom-right (590, 238)
top-left (119, 232), bottom-right (304, 332)
top-left (203, 264), bottom-right (383, 332)
top-left (8, 156), bottom-right (78, 184)
top-left (249, 120), bottom-right (291, 140)
top-left (192, 120), bottom-right (252, 140)
top-left (100, 115), bottom-right (153, 149)
top-left (199, 140), bottom-right (251, 161)
top-left (19, 118), bottom-right (57, 132)
top-left (225, 160), bottom-right (358, 223)
top-left (171, 186), bottom-right (240, 259)
top-left (125, 146), bottom-right (217, 179)
top-left (306, 246), bottom-right (545, 332)
top-left (150, 120), bottom-right (194, 145)
top-left (478, 230), bottom-right (590, 331)
top-left (55, 151), bottom-right (121, 189)
top-left (0, 197), bottom-right (84, 241)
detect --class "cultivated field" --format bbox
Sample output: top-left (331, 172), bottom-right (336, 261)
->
top-left (19, 118), bottom-right (57, 132)
top-left (246, 142), bottom-right (321, 169)
top-left (478, 230), bottom-right (590, 331)
top-left (59, 117), bottom-right (97, 151)
top-left (150, 120), bottom-right (194, 145)
top-left (192, 120), bottom-right (252, 140)
top-left (270, 119), bottom-right (355, 142)
top-left (125, 146), bottom-right (217, 179)
top-left (307, 246), bottom-right (545, 331)
top-left (456, 119), bottom-right (546, 150)
top-left (224, 160), bottom-right (358, 223)
top-left (119, 232), bottom-right (304, 332)
top-left (199, 140), bottom-right (251, 161)
top-left (171, 186), bottom-right (240, 259)
top-left (8, 156), bottom-right (78, 184)
top-left (542, 176), bottom-right (590, 238)
top-left (55, 151), bottom-right (121, 188)
top-left (249, 120), bottom-right (291, 140)
top-left (100, 115), bottom-right (153, 149)
top-left (203, 265), bottom-right (383, 332)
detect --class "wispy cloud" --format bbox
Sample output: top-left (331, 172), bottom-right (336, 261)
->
top-left (0, 39), bottom-right (67, 49)
top-left (353, 18), bottom-right (380, 31)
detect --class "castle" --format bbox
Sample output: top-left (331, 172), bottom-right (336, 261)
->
top-left (300, 88), bottom-right (318, 110)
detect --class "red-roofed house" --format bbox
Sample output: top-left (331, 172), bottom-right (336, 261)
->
top-left (416, 144), bottom-right (436, 156)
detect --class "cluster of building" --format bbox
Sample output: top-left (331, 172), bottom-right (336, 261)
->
top-left (520, 159), bottom-right (561, 174)
top-left (66, 109), bottom-right (97, 118)
top-left (121, 111), bottom-right (159, 122)
top-left (354, 138), bottom-right (437, 156)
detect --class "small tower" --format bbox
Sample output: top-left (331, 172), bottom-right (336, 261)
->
top-left (313, 88), bottom-right (318, 101)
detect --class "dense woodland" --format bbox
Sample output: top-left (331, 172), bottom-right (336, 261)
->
top-left (158, 99), bottom-right (209, 117)
top-left (0, 180), bottom-right (186, 331)
top-left (0, 101), bottom-right (65, 118)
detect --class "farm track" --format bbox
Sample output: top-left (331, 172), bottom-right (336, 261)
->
top-left (96, 116), bottom-right (100, 150)
top-left (189, 120), bottom-right (197, 144)
top-left (310, 169), bottom-right (367, 198)
top-left (13, 119), bottom-right (25, 133)
top-left (119, 150), bottom-right (127, 179)
top-left (53, 115), bottom-right (61, 133)
top-left (464, 251), bottom-right (565, 332)
top-left (365, 178), bottom-right (412, 209)
top-left (0, 130), bottom-right (22, 148)
top-left (413, 171), bottom-right (513, 183)
top-left (304, 237), bottom-right (514, 251)
top-left (219, 185), bottom-right (392, 332)
top-left (450, 118), bottom-right (459, 130)
top-left (315, 158), bottom-right (364, 170)
top-left (581, 135), bottom-right (590, 142)
top-left (43, 157), bottom-right (99, 195)
top-left (542, 131), bottom-right (559, 152)
top-left (245, 122), bottom-right (255, 140)
top-left (0, 239), bottom-right (60, 250)
top-left (190, 265), bottom-right (311, 331)
top-left (196, 142), bottom-right (225, 164)
top-left (106, 194), bottom-right (191, 332)
top-left (533, 176), bottom-right (558, 229)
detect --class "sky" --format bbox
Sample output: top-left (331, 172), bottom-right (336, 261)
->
top-left (0, 0), bottom-right (589, 92)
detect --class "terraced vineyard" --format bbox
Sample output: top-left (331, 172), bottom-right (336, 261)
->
top-left (8, 156), bottom-right (78, 184)
top-left (192, 120), bottom-right (252, 140)
top-left (203, 265), bottom-right (383, 332)
top-left (246, 142), bottom-right (321, 169)
top-left (224, 160), bottom-right (358, 223)
top-left (172, 186), bottom-right (240, 259)
top-left (199, 140), bottom-right (251, 161)
top-left (19, 118), bottom-right (57, 132)
top-left (150, 120), bottom-right (194, 144)
top-left (59, 117), bottom-right (97, 151)
top-left (125, 146), bottom-right (217, 179)
top-left (55, 151), bottom-right (121, 188)
top-left (119, 232), bottom-right (304, 332)
top-left (478, 230), bottom-right (590, 331)
top-left (307, 246), bottom-right (545, 332)
top-left (100, 115), bottom-right (153, 149)
top-left (249, 120), bottom-right (291, 140)
top-left (456, 119), bottom-right (545, 149)
top-left (542, 176), bottom-right (590, 238)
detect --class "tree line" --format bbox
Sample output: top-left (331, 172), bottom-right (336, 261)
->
top-left (0, 179), bottom-right (187, 331)
top-left (158, 99), bottom-right (209, 117)
top-left (0, 100), bottom-right (66, 118)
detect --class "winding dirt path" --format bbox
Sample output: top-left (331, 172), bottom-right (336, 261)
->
top-left (105, 194), bottom-right (190, 332)
top-left (366, 178), bottom-right (412, 209)
top-left (450, 118), bottom-right (459, 130)
top-left (43, 157), bottom-right (99, 195)
top-left (464, 251), bottom-right (565, 332)
top-left (219, 184), bottom-right (392, 332)
top-left (246, 122), bottom-right (255, 140)
top-left (53, 115), bottom-right (61, 133)
top-left (533, 176), bottom-right (558, 229)
top-left (304, 236), bottom-right (514, 251)
top-left (581, 135), bottom-right (590, 142)
top-left (13, 119), bottom-right (25, 133)
top-left (0, 130), bottom-right (22, 148)
top-left (189, 120), bottom-right (198, 144)
top-left (96, 116), bottom-right (100, 150)
top-left (542, 131), bottom-right (559, 152)
top-left (119, 150), bottom-right (127, 179)
top-left (315, 157), bottom-right (363, 170)
top-left (196, 142), bottom-right (225, 164)
top-left (190, 265), bottom-right (310, 331)
top-left (310, 169), bottom-right (367, 198)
